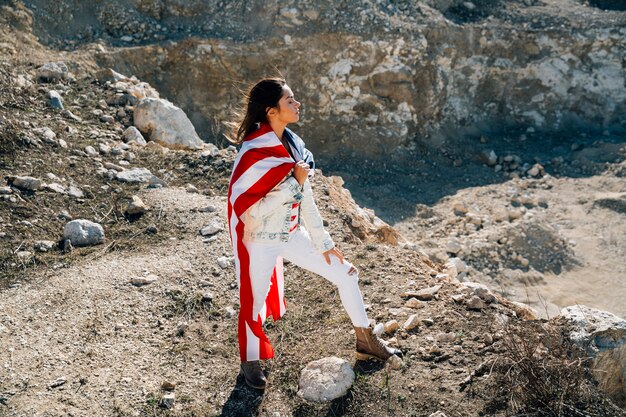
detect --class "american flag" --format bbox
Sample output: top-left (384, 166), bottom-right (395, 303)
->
top-left (227, 123), bottom-right (295, 361)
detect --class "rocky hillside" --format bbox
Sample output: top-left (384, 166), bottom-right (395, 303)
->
top-left (15, 0), bottom-right (626, 164)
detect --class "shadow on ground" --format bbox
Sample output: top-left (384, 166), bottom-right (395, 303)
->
top-left (323, 133), bottom-right (626, 225)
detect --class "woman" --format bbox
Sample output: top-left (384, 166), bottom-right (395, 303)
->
top-left (227, 77), bottom-right (400, 390)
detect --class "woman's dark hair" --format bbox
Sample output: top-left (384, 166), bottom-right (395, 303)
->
top-left (227, 77), bottom-right (286, 144)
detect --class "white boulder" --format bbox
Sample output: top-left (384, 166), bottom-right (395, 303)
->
top-left (559, 305), bottom-right (626, 405)
top-left (63, 219), bottom-right (105, 247)
top-left (133, 98), bottom-right (204, 149)
top-left (298, 357), bottom-right (355, 402)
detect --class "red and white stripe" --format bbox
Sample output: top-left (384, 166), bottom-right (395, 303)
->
top-left (227, 123), bottom-right (295, 361)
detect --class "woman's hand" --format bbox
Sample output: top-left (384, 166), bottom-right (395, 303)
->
top-left (322, 247), bottom-right (358, 276)
top-left (292, 160), bottom-right (310, 185)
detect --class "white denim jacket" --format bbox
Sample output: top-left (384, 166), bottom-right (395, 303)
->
top-left (242, 174), bottom-right (335, 252)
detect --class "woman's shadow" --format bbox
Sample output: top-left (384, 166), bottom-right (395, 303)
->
top-left (220, 373), bottom-right (265, 417)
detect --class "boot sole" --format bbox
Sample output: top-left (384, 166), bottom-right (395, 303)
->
top-left (355, 351), bottom-right (388, 362)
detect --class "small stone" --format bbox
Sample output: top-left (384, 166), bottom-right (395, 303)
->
top-left (429, 411), bottom-right (448, 417)
top-left (49, 377), bottom-right (67, 388)
top-left (373, 323), bottom-right (385, 335)
top-left (414, 285), bottom-right (442, 301)
top-left (85, 146), bottom-right (98, 157)
top-left (298, 357), bottom-right (355, 402)
top-left (480, 149), bottom-right (497, 166)
top-left (483, 333), bottom-right (493, 345)
top-left (161, 381), bottom-right (176, 391)
top-left (34, 240), bottom-right (56, 252)
top-left (63, 219), bottom-right (105, 247)
top-left (466, 295), bottom-right (486, 311)
top-left (176, 323), bottom-right (188, 336)
top-left (421, 318), bottom-right (435, 327)
top-left (130, 274), bottom-right (158, 286)
top-left (405, 297), bottom-right (425, 309)
top-left (146, 224), bottom-right (158, 234)
top-left (185, 184), bottom-right (199, 193)
top-left (199, 205), bottom-right (217, 213)
top-left (452, 202), bottom-right (468, 216)
top-left (384, 320), bottom-right (400, 334)
top-left (435, 332), bottom-right (456, 343)
top-left (403, 315), bottom-right (420, 331)
top-left (202, 292), bottom-right (214, 302)
top-left (224, 306), bottom-right (236, 318)
top-left (49, 90), bottom-right (64, 109)
top-left (217, 256), bottom-right (231, 269)
top-left (100, 115), bottom-right (115, 124)
top-left (37, 62), bottom-right (69, 83)
top-left (61, 109), bottom-right (81, 121)
top-left (160, 392), bottom-right (175, 409)
top-left (123, 126), bottom-right (147, 145)
top-left (16, 251), bottom-right (32, 260)
top-left (115, 168), bottom-right (156, 183)
top-left (9, 175), bottom-right (42, 191)
top-left (446, 238), bottom-right (462, 255)
top-left (67, 186), bottom-right (84, 198)
top-left (98, 143), bottom-right (111, 154)
top-left (386, 355), bottom-right (403, 370)
top-left (200, 220), bottom-right (223, 236)
top-left (126, 195), bottom-right (149, 215)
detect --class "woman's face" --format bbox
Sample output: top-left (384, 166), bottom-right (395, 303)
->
top-left (271, 85), bottom-right (300, 125)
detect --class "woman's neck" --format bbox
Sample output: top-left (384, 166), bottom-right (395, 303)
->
top-left (269, 120), bottom-right (287, 141)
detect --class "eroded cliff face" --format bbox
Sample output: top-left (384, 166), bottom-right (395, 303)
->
top-left (15, 0), bottom-right (626, 162)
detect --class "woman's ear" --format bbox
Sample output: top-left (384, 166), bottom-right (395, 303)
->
top-left (266, 107), bottom-right (277, 118)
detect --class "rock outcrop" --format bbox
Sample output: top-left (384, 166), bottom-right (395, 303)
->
top-left (559, 305), bottom-right (626, 406)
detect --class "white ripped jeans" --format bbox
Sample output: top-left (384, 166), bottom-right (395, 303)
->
top-left (245, 228), bottom-right (370, 328)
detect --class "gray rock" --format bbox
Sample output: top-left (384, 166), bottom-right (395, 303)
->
top-left (96, 68), bottom-right (128, 84)
top-left (67, 186), bottom-right (84, 198)
top-left (466, 295), bottom-right (486, 311)
top-left (559, 305), bottom-right (626, 405)
top-left (37, 62), bottom-right (69, 83)
top-left (373, 323), bottom-right (385, 335)
top-left (100, 115), bottom-right (115, 124)
top-left (84, 146), bottom-right (98, 157)
top-left (405, 297), bottom-right (426, 309)
top-left (200, 220), bottom-right (223, 236)
top-left (125, 195), bottom-right (149, 215)
top-left (34, 240), bottom-right (56, 252)
top-left (61, 109), bottom-right (82, 121)
top-left (0, 186), bottom-right (12, 195)
top-left (130, 274), bottom-right (158, 286)
top-left (446, 238), bottom-right (462, 255)
top-left (414, 285), bottom-right (442, 301)
top-left (217, 256), bottom-right (231, 269)
top-left (133, 98), bottom-right (204, 149)
top-left (49, 90), bottom-right (63, 109)
top-left (63, 219), bottom-right (105, 247)
top-left (403, 314), bottom-right (420, 331)
top-left (115, 168), bottom-right (155, 183)
top-left (480, 149), bottom-right (498, 166)
top-left (10, 176), bottom-right (42, 191)
top-left (122, 126), bottom-right (147, 145)
top-left (160, 392), bottom-right (175, 409)
top-left (44, 183), bottom-right (67, 194)
top-left (298, 357), bottom-right (355, 402)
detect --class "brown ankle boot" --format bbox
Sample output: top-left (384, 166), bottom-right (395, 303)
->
top-left (240, 360), bottom-right (267, 389)
top-left (354, 326), bottom-right (402, 361)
